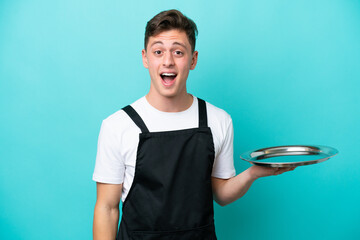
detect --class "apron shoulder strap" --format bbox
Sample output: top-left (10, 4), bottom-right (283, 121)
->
top-left (123, 98), bottom-right (207, 132)
top-left (122, 105), bottom-right (149, 133)
top-left (197, 98), bottom-right (208, 128)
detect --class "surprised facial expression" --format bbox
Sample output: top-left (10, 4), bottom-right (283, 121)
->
top-left (142, 29), bottom-right (198, 99)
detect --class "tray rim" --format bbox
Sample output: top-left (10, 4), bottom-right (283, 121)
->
top-left (240, 145), bottom-right (338, 168)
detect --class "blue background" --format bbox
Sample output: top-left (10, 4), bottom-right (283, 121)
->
top-left (1, 0), bottom-right (359, 239)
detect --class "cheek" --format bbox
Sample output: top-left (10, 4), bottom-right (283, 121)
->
top-left (148, 58), bottom-right (161, 69)
top-left (147, 62), bottom-right (159, 73)
top-left (177, 60), bottom-right (191, 72)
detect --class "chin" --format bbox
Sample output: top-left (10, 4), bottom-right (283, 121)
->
top-left (159, 91), bottom-right (178, 98)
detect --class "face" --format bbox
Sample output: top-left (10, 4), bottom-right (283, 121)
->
top-left (142, 29), bottom-right (198, 99)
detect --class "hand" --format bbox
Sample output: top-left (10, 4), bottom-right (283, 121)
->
top-left (248, 165), bottom-right (296, 180)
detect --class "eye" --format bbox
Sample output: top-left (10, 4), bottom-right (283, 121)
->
top-left (174, 50), bottom-right (183, 56)
top-left (154, 50), bottom-right (162, 55)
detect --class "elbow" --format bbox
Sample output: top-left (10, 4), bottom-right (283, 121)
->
top-left (214, 196), bottom-right (232, 207)
top-left (217, 201), bottom-right (229, 207)
top-left (212, 177), bottom-right (237, 207)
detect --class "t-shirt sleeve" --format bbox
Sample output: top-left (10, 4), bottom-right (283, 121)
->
top-left (92, 120), bottom-right (125, 184)
top-left (211, 117), bottom-right (236, 179)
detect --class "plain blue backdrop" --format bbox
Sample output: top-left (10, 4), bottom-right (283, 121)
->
top-left (1, 0), bottom-right (359, 239)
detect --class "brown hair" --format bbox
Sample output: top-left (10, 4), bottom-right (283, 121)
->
top-left (144, 9), bottom-right (198, 52)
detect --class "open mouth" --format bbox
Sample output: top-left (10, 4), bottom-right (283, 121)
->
top-left (160, 73), bottom-right (177, 86)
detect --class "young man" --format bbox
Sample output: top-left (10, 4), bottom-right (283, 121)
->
top-left (93, 9), bottom-right (295, 240)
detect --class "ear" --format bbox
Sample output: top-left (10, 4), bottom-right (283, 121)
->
top-left (190, 51), bottom-right (198, 70)
top-left (142, 49), bottom-right (148, 68)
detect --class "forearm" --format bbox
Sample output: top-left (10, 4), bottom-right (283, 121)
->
top-left (213, 165), bottom-right (296, 206)
top-left (93, 203), bottom-right (119, 240)
top-left (213, 168), bottom-right (257, 206)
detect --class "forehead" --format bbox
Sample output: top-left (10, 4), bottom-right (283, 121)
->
top-left (147, 29), bottom-right (190, 48)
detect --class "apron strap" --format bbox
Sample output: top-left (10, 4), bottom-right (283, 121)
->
top-left (123, 98), bottom-right (207, 132)
top-left (122, 105), bottom-right (150, 133)
top-left (198, 98), bottom-right (208, 128)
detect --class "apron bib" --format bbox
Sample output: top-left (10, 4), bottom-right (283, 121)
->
top-left (117, 98), bottom-right (217, 240)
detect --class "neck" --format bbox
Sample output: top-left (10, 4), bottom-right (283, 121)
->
top-left (145, 92), bottom-right (193, 112)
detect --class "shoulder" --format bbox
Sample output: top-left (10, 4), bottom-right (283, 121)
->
top-left (201, 99), bottom-right (234, 172)
top-left (102, 110), bottom-right (127, 130)
top-left (101, 97), bottom-right (145, 134)
top-left (203, 99), bottom-right (233, 149)
top-left (205, 99), bottom-right (232, 127)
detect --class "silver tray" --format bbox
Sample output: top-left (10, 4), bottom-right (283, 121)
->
top-left (240, 145), bottom-right (338, 168)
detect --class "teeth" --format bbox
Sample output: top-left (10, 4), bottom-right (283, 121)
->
top-left (162, 73), bottom-right (176, 76)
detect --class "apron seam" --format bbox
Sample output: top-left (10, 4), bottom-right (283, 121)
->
top-left (131, 220), bottom-right (215, 234)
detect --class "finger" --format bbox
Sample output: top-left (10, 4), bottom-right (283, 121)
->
top-left (284, 167), bottom-right (296, 171)
top-left (274, 167), bottom-right (284, 175)
top-left (279, 167), bottom-right (290, 172)
top-left (276, 167), bottom-right (291, 174)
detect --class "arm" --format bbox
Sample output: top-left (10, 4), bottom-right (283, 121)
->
top-left (93, 183), bottom-right (122, 240)
top-left (212, 165), bottom-right (295, 206)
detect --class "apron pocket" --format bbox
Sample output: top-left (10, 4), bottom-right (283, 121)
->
top-left (131, 223), bottom-right (216, 240)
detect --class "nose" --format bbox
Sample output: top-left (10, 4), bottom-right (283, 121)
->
top-left (162, 51), bottom-right (175, 67)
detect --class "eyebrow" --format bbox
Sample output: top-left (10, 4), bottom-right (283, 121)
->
top-left (150, 41), bottom-right (188, 49)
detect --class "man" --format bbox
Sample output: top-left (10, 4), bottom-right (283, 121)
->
top-left (93, 9), bottom-right (295, 240)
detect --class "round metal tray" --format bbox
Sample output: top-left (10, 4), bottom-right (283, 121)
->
top-left (240, 145), bottom-right (338, 168)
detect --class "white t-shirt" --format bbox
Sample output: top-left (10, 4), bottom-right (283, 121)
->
top-left (93, 96), bottom-right (236, 202)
